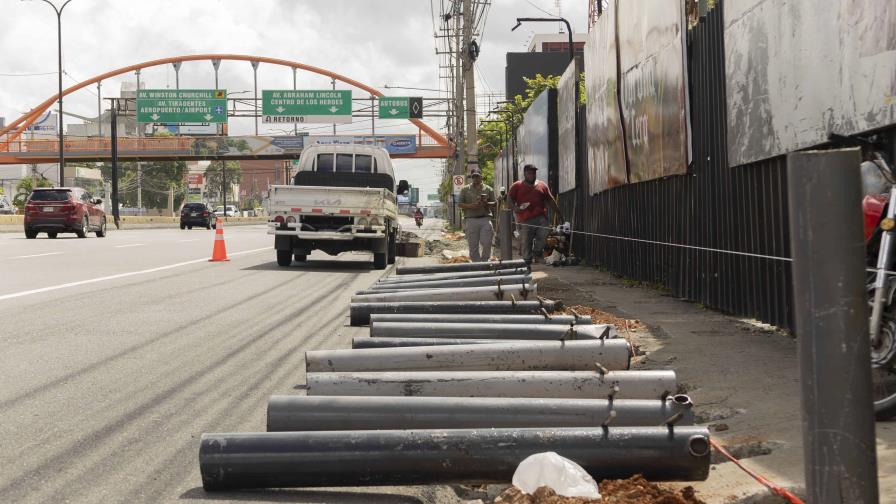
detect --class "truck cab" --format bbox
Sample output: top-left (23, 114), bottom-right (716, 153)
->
top-left (267, 145), bottom-right (400, 269)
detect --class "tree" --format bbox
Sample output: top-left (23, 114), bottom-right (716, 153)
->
top-left (12, 175), bottom-right (53, 210)
top-left (204, 161), bottom-right (241, 204)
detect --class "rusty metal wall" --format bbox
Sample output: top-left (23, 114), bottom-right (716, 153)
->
top-left (559, 3), bottom-right (794, 329)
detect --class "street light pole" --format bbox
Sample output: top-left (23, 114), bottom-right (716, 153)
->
top-left (38, 0), bottom-right (74, 186)
top-left (251, 60), bottom-right (260, 135)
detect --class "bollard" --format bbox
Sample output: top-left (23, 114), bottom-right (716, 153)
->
top-left (369, 314), bottom-right (591, 325)
top-left (377, 267), bottom-right (530, 284)
top-left (362, 275), bottom-right (532, 292)
top-left (306, 370), bottom-right (676, 399)
top-left (306, 340), bottom-right (631, 373)
top-left (369, 321), bottom-right (612, 340)
top-left (351, 284), bottom-right (537, 304)
top-left (353, 337), bottom-right (512, 349)
top-left (199, 426), bottom-right (711, 490)
top-left (788, 148), bottom-right (879, 502)
top-left (266, 395), bottom-right (696, 431)
top-left (395, 259), bottom-right (528, 275)
top-left (349, 300), bottom-right (562, 326)
top-left (499, 208), bottom-right (513, 261)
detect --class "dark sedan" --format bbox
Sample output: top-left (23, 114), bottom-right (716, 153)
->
top-left (180, 203), bottom-right (216, 230)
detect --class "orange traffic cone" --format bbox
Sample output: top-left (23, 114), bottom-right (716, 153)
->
top-left (209, 217), bottom-right (230, 262)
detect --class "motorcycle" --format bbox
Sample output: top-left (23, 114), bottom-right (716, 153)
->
top-left (835, 133), bottom-right (896, 420)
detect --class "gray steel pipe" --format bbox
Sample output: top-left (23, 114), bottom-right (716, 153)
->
top-left (200, 426), bottom-right (711, 490)
top-left (377, 267), bottom-right (530, 284)
top-left (306, 340), bottom-right (631, 373)
top-left (306, 370), bottom-right (677, 399)
top-left (349, 300), bottom-right (562, 326)
top-left (266, 395), bottom-right (696, 431)
top-left (351, 284), bottom-right (537, 304)
top-left (353, 337), bottom-right (512, 349)
top-left (370, 321), bottom-right (612, 340)
top-left (395, 259), bottom-right (528, 275)
top-left (362, 275), bottom-right (532, 292)
top-left (369, 313), bottom-right (591, 325)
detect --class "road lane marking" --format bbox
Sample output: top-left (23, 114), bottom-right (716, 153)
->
top-left (0, 247), bottom-right (270, 302)
top-left (114, 244), bottom-right (145, 248)
top-left (177, 239), bottom-right (199, 243)
top-left (12, 252), bottom-right (63, 259)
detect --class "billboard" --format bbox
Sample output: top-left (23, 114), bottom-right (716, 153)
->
top-left (26, 112), bottom-right (57, 133)
top-left (585, 4), bottom-right (627, 194)
top-left (303, 135), bottom-right (417, 155)
top-left (505, 52), bottom-right (572, 100)
top-left (557, 61), bottom-right (578, 194)
top-left (617, 0), bottom-right (690, 183)
top-left (726, 0), bottom-right (896, 166)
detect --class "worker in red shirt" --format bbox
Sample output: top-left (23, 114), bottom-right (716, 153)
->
top-left (508, 164), bottom-right (563, 265)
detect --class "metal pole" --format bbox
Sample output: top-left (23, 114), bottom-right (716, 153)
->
top-left (292, 67), bottom-right (298, 137)
top-left (499, 208), bottom-right (513, 260)
top-left (212, 59), bottom-right (221, 89)
top-left (370, 95), bottom-right (375, 135)
top-left (377, 267), bottom-right (530, 283)
top-left (349, 299), bottom-right (562, 326)
top-left (96, 81), bottom-right (102, 137)
top-left (110, 100), bottom-right (120, 228)
top-left (172, 61), bottom-right (181, 89)
top-left (200, 426), bottom-right (711, 490)
top-left (307, 339), bottom-right (630, 373)
top-left (363, 274), bottom-right (531, 292)
top-left (306, 370), bottom-right (677, 399)
top-left (369, 314), bottom-right (590, 325)
top-left (787, 148), bottom-right (879, 503)
top-left (135, 69), bottom-right (142, 210)
top-left (266, 395), bottom-right (696, 432)
top-left (353, 337), bottom-right (513, 348)
top-left (350, 283), bottom-right (537, 304)
top-left (331, 77), bottom-right (337, 135)
top-left (47, 0), bottom-right (74, 186)
top-left (369, 321), bottom-right (611, 341)
top-left (251, 61), bottom-right (260, 135)
top-left (396, 258), bottom-right (527, 275)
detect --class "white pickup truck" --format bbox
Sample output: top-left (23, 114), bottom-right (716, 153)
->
top-left (266, 145), bottom-right (400, 269)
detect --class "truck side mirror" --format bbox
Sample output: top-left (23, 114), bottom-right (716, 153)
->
top-left (397, 180), bottom-right (409, 195)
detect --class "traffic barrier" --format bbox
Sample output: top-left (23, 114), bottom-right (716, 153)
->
top-left (199, 426), bottom-right (711, 489)
top-left (306, 370), bottom-right (676, 399)
top-left (305, 339), bottom-right (631, 373)
top-left (266, 395), bottom-right (696, 431)
top-left (208, 218), bottom-right (229, 262)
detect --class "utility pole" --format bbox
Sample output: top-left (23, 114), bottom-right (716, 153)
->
top-left (452, 1), bottom-right (465, 226)
top-left (462, 0), bottom-right (477, 175)
top-left (97, 81), bottom-right (102, 137)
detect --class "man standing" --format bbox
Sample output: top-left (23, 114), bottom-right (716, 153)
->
top-left (458, 168), bottom-right (496, 262)
top-left (508, 164), bottom-right (563, 265)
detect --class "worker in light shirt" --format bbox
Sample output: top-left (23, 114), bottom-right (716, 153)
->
top-left (508, 164), bottom-right (563, 265)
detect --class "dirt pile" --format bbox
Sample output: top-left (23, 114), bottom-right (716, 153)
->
top-left (561, 304), bottom-right (644, 331)
top-left (440, 254), bottom-right (472, 264)
top-left (491, 476), bottom-right (705, 504)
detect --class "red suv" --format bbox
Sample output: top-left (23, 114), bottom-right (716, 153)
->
top-left (24, 187), bottom-right (107, 239)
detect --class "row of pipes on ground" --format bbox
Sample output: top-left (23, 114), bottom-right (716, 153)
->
top-left (197, 257), bottom-right (712, 491)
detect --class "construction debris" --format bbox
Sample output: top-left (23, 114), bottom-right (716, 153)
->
top-left (492, 475), bottom-right (705, 504)
top-left (562, 304), bottom-right (645, 331)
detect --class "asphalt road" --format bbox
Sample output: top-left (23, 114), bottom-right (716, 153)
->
top-left (0, 224), bottom-right (458, 503)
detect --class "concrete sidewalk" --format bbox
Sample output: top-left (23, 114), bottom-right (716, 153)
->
top-left (531, 264), bottom-right (896, 503)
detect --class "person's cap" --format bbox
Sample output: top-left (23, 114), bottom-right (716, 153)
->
top-left (469, 167), bottom-right (482, 177)
top-left (523, 164), bottom-right (538, 171)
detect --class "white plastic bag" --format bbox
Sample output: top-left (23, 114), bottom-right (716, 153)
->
top-left (511, 452), bottom-right (601, 499)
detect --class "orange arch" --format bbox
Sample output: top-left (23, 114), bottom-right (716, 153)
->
top-left (0, 54), bottom-right (448, 148)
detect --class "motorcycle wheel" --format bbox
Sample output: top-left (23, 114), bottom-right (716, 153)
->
top-left (872, 318), bottom-right (896, 420)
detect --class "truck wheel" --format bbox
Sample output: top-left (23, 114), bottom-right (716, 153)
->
top-left (294, 254), bottom-right (307, 262)
top-left (276, 250), bottom-right (292, 267)
top-left (387, 230), bottom-right (397, 265)
top-left (373, 252), bottom-right (387, 270)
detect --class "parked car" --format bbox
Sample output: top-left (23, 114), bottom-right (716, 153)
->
top-left (0, 195), bottom-right (13, 214)
top-left (23, 187), bottom-right (106, 239)
top-left (213, 205), bottom-right (237, 217)
top-left (180, 202), bottom-right (216, 230)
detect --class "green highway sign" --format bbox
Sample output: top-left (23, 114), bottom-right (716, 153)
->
top-left (137, 89), bottom-right (227, 123)
top-left (427, 193), bottom-right (440, 201)
top-left (378, 96), bottom-right (423, 119)
top-left (262, 90), bottom-right (352, 124)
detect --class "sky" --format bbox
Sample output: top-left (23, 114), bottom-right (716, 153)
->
top-left (0, 0), bottom-right (588, 198)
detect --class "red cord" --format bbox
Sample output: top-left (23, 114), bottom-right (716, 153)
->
top-left (709, 438), bottom-right (805, 504)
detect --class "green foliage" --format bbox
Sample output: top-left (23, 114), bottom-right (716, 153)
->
top-left (12, 174), bottom-right (53, 209)
top-left (204, 161), bottom-right (242, 204)
top-left (98, 160), bottom-right (187, 209)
